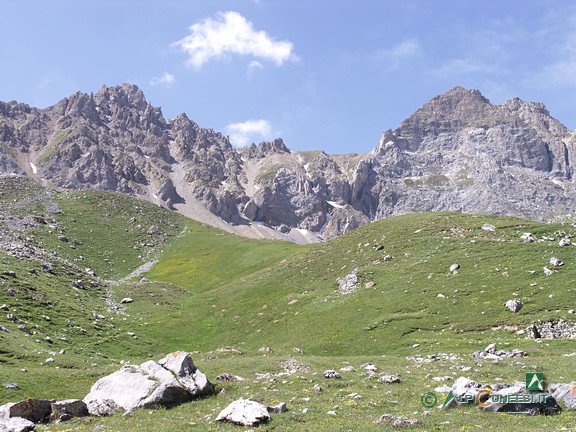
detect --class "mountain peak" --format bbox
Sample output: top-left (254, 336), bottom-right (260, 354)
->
top-left (95, 83), bottom-right (148, 111)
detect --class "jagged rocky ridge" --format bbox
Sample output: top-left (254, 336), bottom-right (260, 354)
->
top-left (1, 84), bottom-right (576, 241)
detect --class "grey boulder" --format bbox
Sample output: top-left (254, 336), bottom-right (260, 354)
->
top-left (0, 417), bottom-right (35, 432)
top-left (548, 383), bottom-right (576, 409)
top-left (0, 399), bottom-right (51, 423)
top-left (83, 351), bottom-right (214, 415)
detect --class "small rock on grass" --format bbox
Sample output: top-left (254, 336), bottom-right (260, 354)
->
top-left (377, 414), bottom-right (421, 427)
top-left (323, 370), bottom-right (341, 379)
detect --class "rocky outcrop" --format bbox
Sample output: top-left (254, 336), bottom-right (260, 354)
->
top-left (83, 351), bottom-right (214, 415)
top-left (3, 85), bottom-right (576, 241)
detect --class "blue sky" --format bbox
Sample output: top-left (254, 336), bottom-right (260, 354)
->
top-left (2, 1), bottom-right (576, 153)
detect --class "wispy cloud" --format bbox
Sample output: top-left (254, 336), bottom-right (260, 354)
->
top-left (150, 72), bottom-right (176, 87)
top-left (173, 11), bottom-right (297, 69)
top-left (225, 119), bottom-right (274, 147)
top-left (247, 60), bottom-right (264, 76)
top-left (373, 39), bottom-right (421, 69)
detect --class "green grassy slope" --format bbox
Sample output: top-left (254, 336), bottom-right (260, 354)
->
top-left (1, 179), bottom-right (575, 431)
top-left (145, 212), bottom-right (576, 356)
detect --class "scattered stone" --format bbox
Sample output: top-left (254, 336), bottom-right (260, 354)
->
top-left (216, 373), bottom-right (244, 382)
top-left (42, 263), bottom-right (54, 273)
top-left (120, 297), bottom-right (133, 304)
top-left (44, 336), bottom-right (53, 344)
top-left (216, 399), bottom-right (271, 427)
top-left (83, 351), bottom-right (215, 415)
top-left (525, 324), bottom-right (541, 339)
top-left (376, 414), bottom-right (421, 427)
top-left (18, 326), bottom-right (29, 335)
top-left (378, 374), bottom-right (401, 384)
top-left (0, 398), bottom-right (52, 423)
top-left (449, 264), bottom-right (460, 274)
top-left (437, 293), bottom-right (446, 298)
top-left (140, 277), bottom-right (148, 283)
top-left (281, 359), bottom-right (310, 374)
top-left (559, 238), bottom-right (572, 246)
top-left (365, 281), bottom-right (375, 289)
top-left (323, 370), bottom-right (341, 379)
top-left (543, 266), bottom-right (554, 276)
top-left (550, 257), bottom-right (564, 267)
top-left (3, 383), bottom-right (18, 390)
top-left (0, 304), bottom-right (8, 311)
top-left (444, 377), bottom-right (485, 407)
top-left (481, 223), bottom-right (496, 231)
top-left (337, 267), bottom-right (359, 294)
top-left (57, 235), bottom-right (68, 243)
top-left (383, 254), bottom-right (393, 261)
top-left (362, 363), bottom-right (379, 372)
top-left (267, 402), bottom-right (287, 413)
top-left (313, 384), bottom-right (322, 392)
top-left (472, 343), bottom-right (526, 360)
top-left (521, 232), bottom-right (535, 243)
top-left (8, 314), bottom-right (17, 322)
top-left (42, 315), bottom-right (50, 321)
top-left (505, 299), bottom-right (524, 313)
top-left (0, 325), bottom-right (9, 333)
top-left (548, 383), bottom-right (576, 409)
top-left (525, 320), bottom-right (576, 339)
top-left (340, 365), bottom-right (355, 372)
top-left (3, 271), bottom-right (16, 277)
top-left (146, 225), bottom-right (160, 235)
top-left (327, 410), bottom-right (337, 416)
top-left (259, 347), bottom-right (272, 353)
top-left (292, 347), bottom-right (304, 354)
top-left (6, 289), bottom-right (15, 296)
top-left (217, 346), bottom-right (243, 354)
top-left (45, 358), bottom-right (55, 364)
top-left (50, 399), bottom-right (89, 421)
top-left (69, 280), bottom-right (85, 289)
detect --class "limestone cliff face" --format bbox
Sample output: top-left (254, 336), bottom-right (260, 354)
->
top-left (350, 87), bottom-right (576, 221)
top-left (1, 84), bottom-right (576, 241)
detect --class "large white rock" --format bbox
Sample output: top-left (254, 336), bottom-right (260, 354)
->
top-left (0, 417), bottom-right (35, 432)
top-left (216, 399), bottom-right (271, 427)
top-left (83, 351), bottom-right (214, 415)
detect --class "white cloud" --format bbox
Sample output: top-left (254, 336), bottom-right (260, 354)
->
top-left (150, 72), bottom-right (176, 87)
top-left (373, 39), bottom-right (421, 69)
top-left (225, 119), bottom-right (274, 147)
top-left (173, 11), bottom-right (296, 69)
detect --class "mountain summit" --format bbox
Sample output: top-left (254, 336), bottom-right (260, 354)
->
top-left (1, 85), bottom-right (575, 242)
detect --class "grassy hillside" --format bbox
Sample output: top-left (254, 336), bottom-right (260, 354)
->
top-left (1, 178), bottom-right (575, 431)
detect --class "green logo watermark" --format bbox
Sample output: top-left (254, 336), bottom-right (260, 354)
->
top-left (420, 372), bottom-right (552, 408)
top-left (526, 372), bottom-right (545, 391)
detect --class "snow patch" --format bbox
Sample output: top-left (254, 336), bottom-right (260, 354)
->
top-left (144, 155), bottom-right (150, 159)
top-left (29, 162), bottom-right (37, 174)
top-left (327, 200), bottom-right (345, 209)
top-left (296, 228), bottom-right (312, 236)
